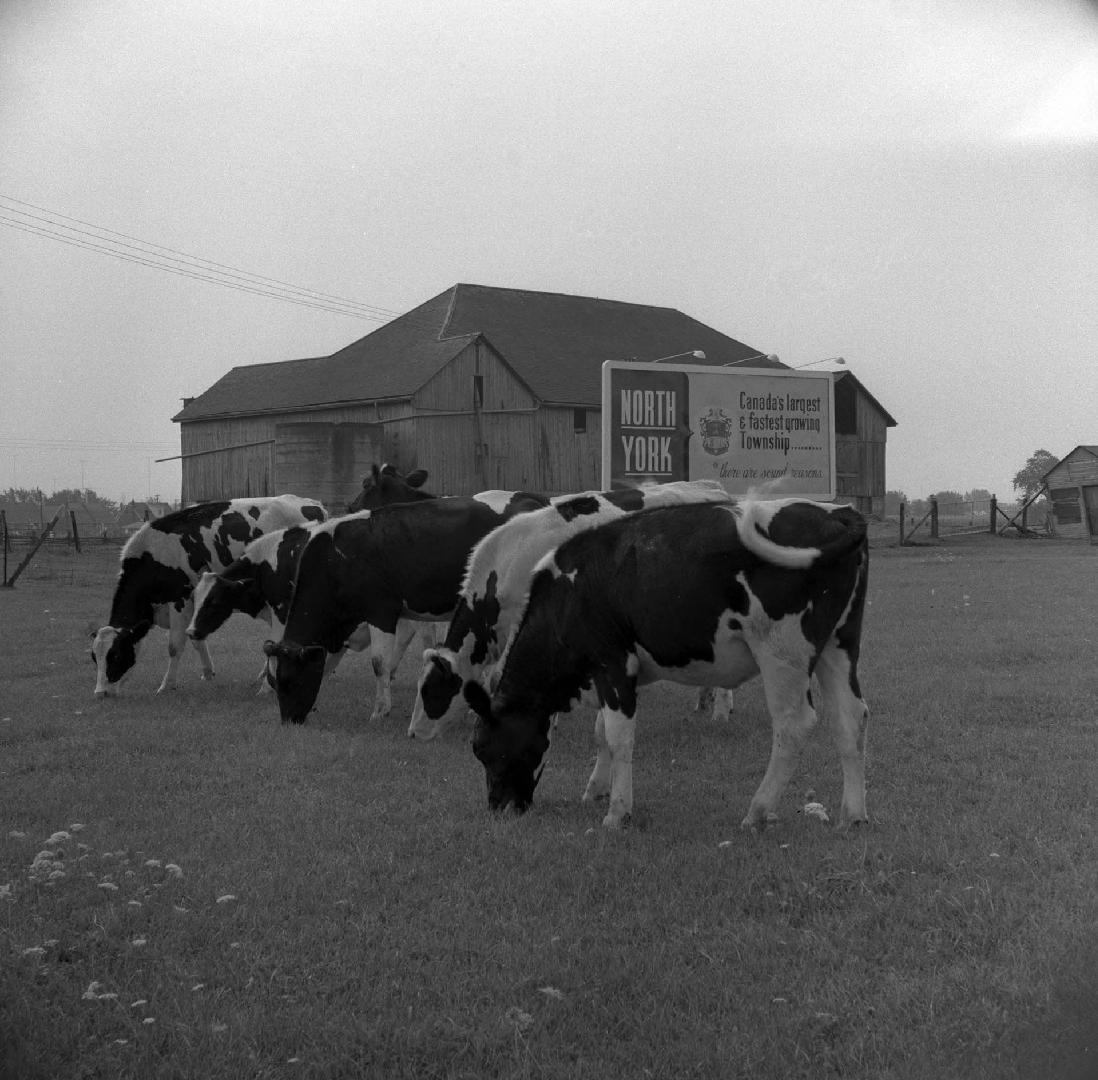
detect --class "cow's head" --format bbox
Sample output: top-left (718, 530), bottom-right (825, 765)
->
top-left (417, 649), bottom-right (464, 726)
top-left (187, 572), bottom-right (241, 641)
top-left (347, 464), bottom-right (431, 513)
top-left (90, 623), bottom-right (150, 697)
top-left (464, 682), bottom-right (551, 813)
top-left (262, 639), bottom-right (328, 723)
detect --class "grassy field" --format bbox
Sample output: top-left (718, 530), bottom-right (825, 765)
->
top-left (2, 534), bottom-right (1097, 1079)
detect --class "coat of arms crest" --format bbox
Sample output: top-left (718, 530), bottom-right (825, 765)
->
top-left (699, 408), bottom-right (734, 456)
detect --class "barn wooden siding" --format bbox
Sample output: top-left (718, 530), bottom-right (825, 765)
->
top-left (179, 341), bottom-right (602, 503)
top-left (834, 377), bottom-right (888, 516)
top-left (1043, 448), bottom-right (1098, 541)
top-left (178, 342), bottom-right (886, 512)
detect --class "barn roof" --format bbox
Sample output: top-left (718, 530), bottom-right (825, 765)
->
top-left (835, 371), bottom-right (897, 427)
top-left (172, 284), bottom-right (776, 422)
top-left (1040, 445), bottom-right (1098, 481)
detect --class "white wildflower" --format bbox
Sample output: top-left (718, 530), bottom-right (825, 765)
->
top-left (69, 823), bottom-right (85, 832)
top-left (0, 884), bottom-right (12, 899)
top-left (131, 938), bottom-right (147, 947)
top-left (45, 831), bottom-right (71, 845)
top-left (8, 831), bottom-right (26, 839)
top-left (503, 1006), bottom-right (534, 1032)
top-left (537, 986), bottom-right (564, 1000)
top-left (142, 1017), bottom-right (155, 1025)
top-left (97, 881), bottom-right (119, 892)
top-left (22, 946), bottom-right (46, 957)
top-left (164, 864), bottom-right (183, 878)
top-left (130, 1000), bottom-right (148, 1008)
top-left (802, 802), bottom-right (830, 823)
top-left (144, 859), bottom-right (162, 869)
top-left (216, 894), bottom-right (237, 904)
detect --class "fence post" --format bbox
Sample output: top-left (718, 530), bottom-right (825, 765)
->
top-left (930, 497), bottom-right (939, 539)
top-left (70, 509), bottom-right (82, 553)
top-left (1, 509), bottom-right (7, 585)
top-left (899, 502), bottom-right (906, 546)
top-left (989, 495), bottom-right (997, 534)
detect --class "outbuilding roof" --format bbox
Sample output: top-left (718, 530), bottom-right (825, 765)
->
top-left (173, 284), bottom-right (776, 422)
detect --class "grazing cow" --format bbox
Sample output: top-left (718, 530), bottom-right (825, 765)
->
top-left (347, 463), bottom-right (433, 513)
top-left (263, 492), bottom-right (548, 723)
top-left (411, 480), bottom-right (737, 740)
top-left (185, 522), bottom-right (359, 692)
top-left (90, 495), bottom-right (327, 697)
top-left (464, 497), bottom-right (870, 830)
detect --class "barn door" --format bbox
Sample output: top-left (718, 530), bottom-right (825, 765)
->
top-left (1082, 485), bottom-right (1098, 540)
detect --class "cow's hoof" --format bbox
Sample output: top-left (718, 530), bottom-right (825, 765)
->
top-left (581, 783), bottom-right (610, 804)
top-left (602, 810), bottom-right (631, 829)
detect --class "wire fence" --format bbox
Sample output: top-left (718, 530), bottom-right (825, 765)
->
top-left (899, 495), bottom-right (1050, 544)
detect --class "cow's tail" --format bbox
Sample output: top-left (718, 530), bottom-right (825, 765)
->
top-left (732, 496), bottom-right (867, 570)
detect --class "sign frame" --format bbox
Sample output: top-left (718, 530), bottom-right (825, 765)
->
top-left (600, 360), bottom-right (837, 500)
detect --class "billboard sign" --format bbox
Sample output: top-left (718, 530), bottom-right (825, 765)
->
top-left (601, 360), bottom-right (836, 499)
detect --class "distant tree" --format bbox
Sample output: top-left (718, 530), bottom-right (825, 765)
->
top-left (884, 490), bottom-right (907, 516)
top-left (1012, 449), bottom-right (1058, 501)
top-left (929, 490), bottom-right (964, 509)
top-left (964, 488), bottom-right (992, 505)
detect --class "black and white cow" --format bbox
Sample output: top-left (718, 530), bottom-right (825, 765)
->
top-left (347, 463), bottom-right (433, 513)
top-left (90, 495), bottom-right (327, 697)
top-left (263, 492), bottom-right (549, 723)
top-left (185, 522), bottom-right (365, 692)
top-left (411, 480), bottom-right (737, 740)
top-left (464, 497), bottom-right (870, 830)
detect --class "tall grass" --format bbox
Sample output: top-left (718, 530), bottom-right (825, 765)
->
top-left (2, 536), bottom-right (1097, 1078)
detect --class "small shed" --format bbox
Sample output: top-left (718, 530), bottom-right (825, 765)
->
top-left (1041, 446), bottom-right (1098, 541)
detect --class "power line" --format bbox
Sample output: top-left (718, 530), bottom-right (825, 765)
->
top-left (0, 194), bottom-right (406, 322)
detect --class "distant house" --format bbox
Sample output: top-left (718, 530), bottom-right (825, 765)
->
top-left (117, 500), bottom-right (172, 533)
top-left (173, 283), bottom-right (896, 514)
top-left (1041, 446), bottom-right (1098, 541)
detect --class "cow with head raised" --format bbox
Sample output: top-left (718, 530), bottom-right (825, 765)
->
top-left (90, 495), bottom-right (327, 697)
top-left (263, 491), bottom-right (548, 724)
top-left (464, 497), bottom-right (870, 830)
top-left (411, 480), bottom-right (737, 740)
top-left (347, 464), bottom-right (432, 513)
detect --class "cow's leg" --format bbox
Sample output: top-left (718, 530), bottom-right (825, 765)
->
top-left (741, 655), bottom-right (817, 829)
top-left (581, 709), bottom-right (612, 803)
top-left (599, 705), bottom-right (637, 828)
top-left (710, 688), bottom-right (734, 722)
top-left (367, 621), bottom-right (417, 721)
top-left (693, 685), bottom-right (734, 722)
top-left (814, 643), bottom-right (870, 826)
top-left (157, 603), bottom-right (208, 694)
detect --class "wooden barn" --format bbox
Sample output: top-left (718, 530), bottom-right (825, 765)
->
top-left (172, 284), bottom-right (895, 514)
top-left (1041, 446), bottom-right (1098, 541)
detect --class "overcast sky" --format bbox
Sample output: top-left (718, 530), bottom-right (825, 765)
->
top-left (2, 0), bottom-right (1095, 505)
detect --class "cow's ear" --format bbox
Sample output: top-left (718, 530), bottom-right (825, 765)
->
top-left (463, 682), bottom-right (496, 725)
top-left (262, 640), bottom-right (281, 658)
top-left (86, 621), bottom-right (100, 639)
top-left (406, 469), bottom-right (429, 489)
top-left (429, 651), bottom-right (451, 675)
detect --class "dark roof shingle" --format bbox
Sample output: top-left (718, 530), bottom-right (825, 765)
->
top-left (173, 284), bottom-right (775, 422)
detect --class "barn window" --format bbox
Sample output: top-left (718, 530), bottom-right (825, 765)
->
top-left (473, 375), bottom-right (484, 409)
top-left (573, 408), bottom-right (587, 434)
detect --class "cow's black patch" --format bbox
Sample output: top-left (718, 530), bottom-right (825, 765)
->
top-left (555, 495), bottom-right (603, 522)
top-left (248, 506), bottom-right (261, 519)
top-left (603, 487), bottom-right (646, 512)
